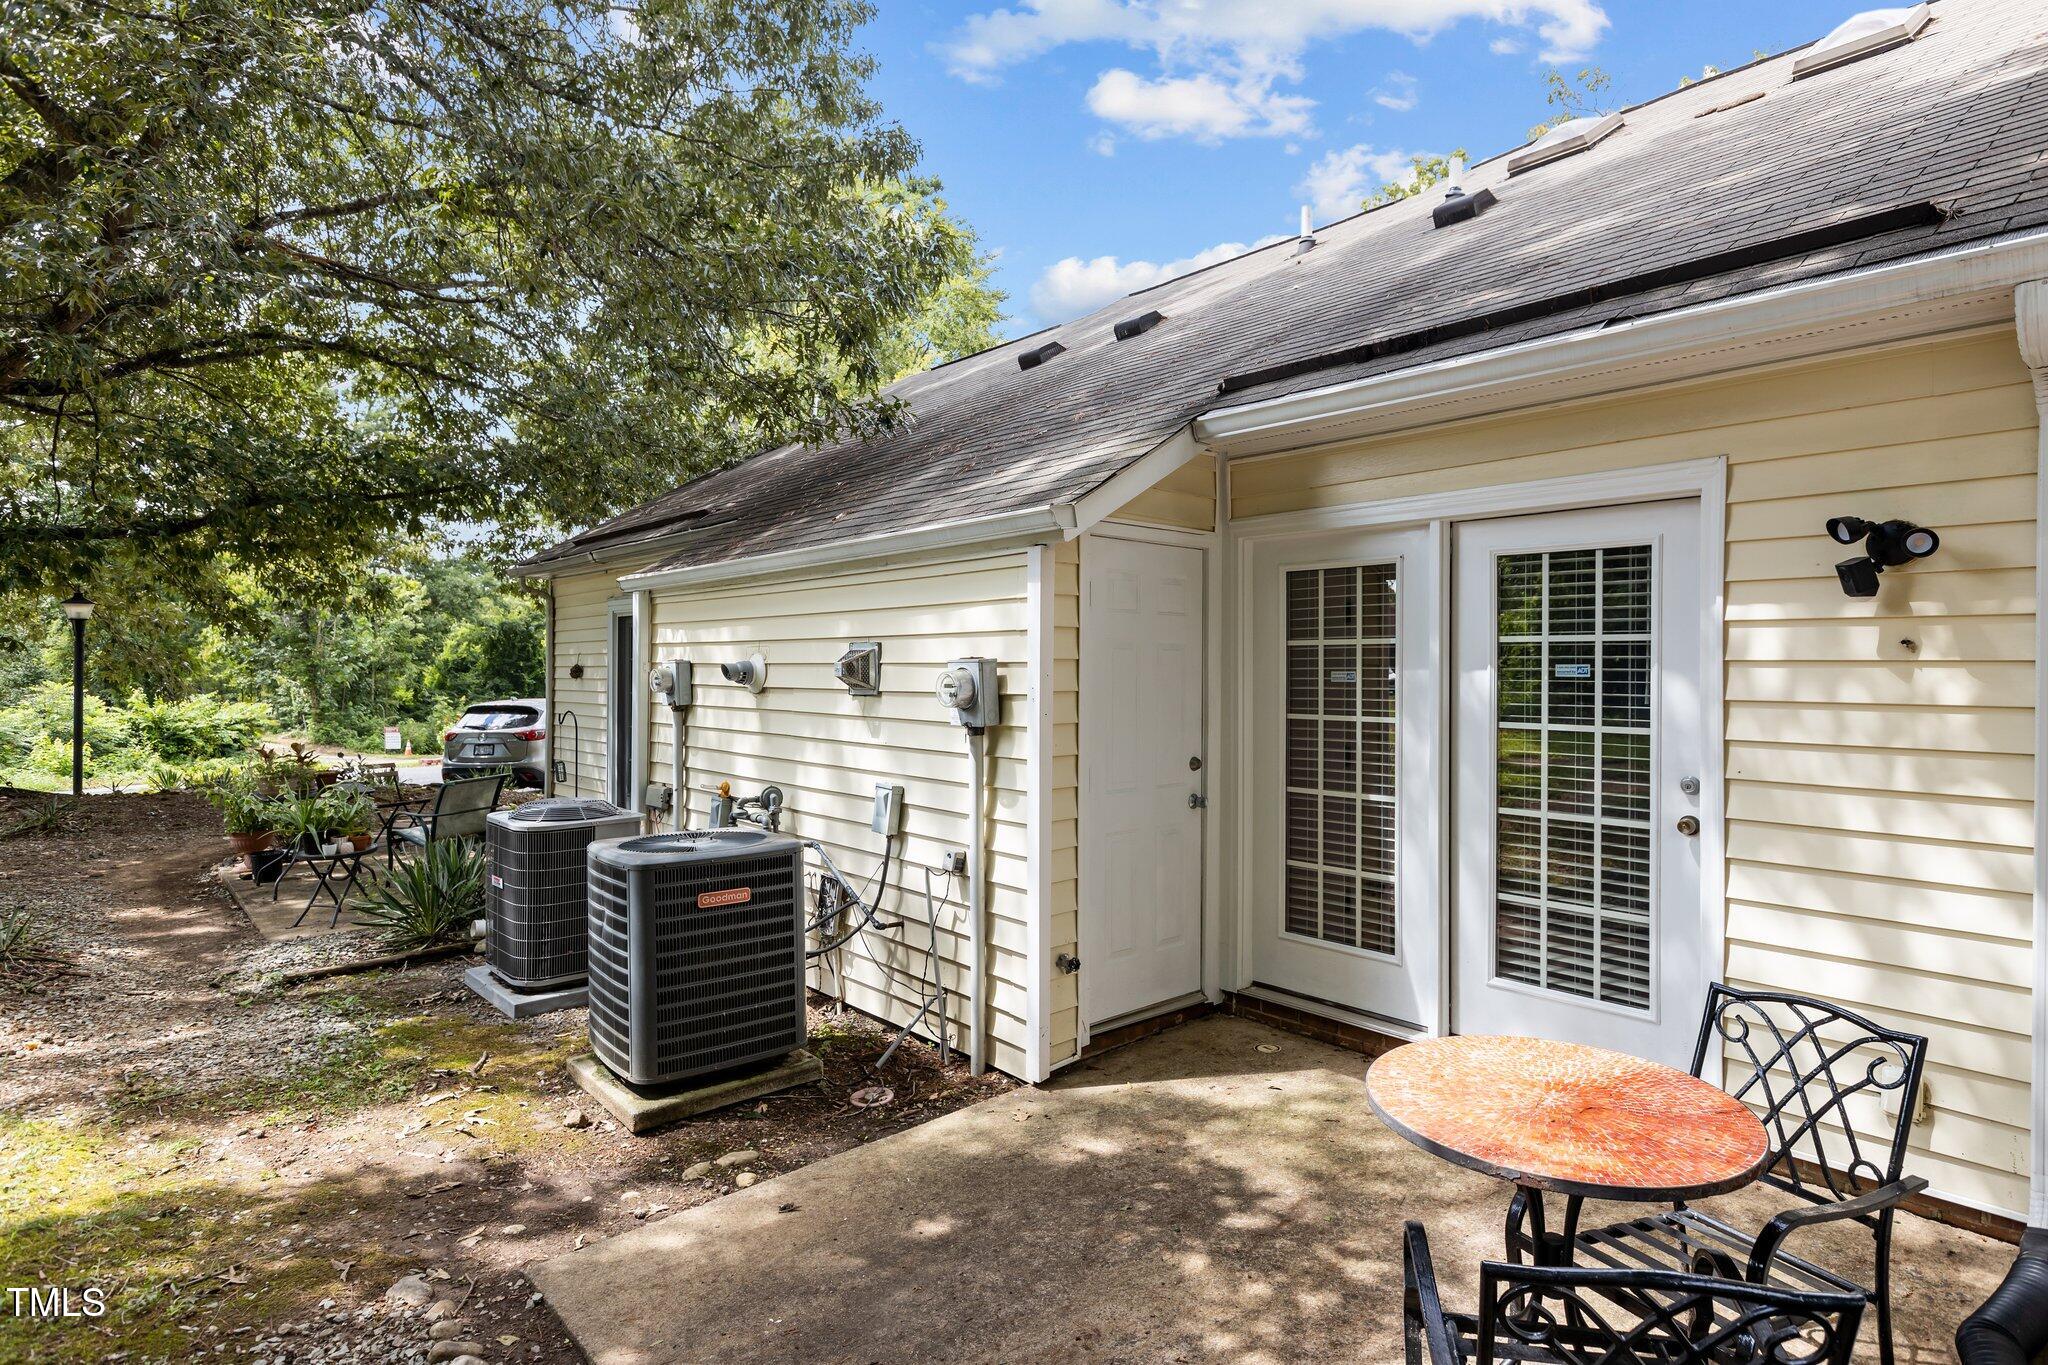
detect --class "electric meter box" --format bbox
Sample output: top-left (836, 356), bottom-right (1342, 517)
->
top-left (936, 658), bottom-right (1000, 729)
top-left (649, 659), bottom-right (693, 708)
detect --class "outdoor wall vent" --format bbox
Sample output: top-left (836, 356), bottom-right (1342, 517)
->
top-left (1791, 4), bottom-right (1930, 79)
top-left (1017, 341), bottom-right (1066, 371)
top-left (833, 641), bottom-right (881, 697)
top-left (1507, 112), bottom-right (1624, 175)
top-left (1431, 187), bottom-right (1496, 229)
top-left (1113, 310), bottom-right (1166, 341)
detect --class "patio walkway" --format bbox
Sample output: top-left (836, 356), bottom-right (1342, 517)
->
top-left (530, 1015), bottom-right (2013, 1364)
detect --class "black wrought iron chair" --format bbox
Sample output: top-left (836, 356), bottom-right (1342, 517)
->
top-left (1404, 1220), bottom-right (1864, 1364)
top-left (1561, 984), bottom-right (1929, 1365)
top-left (385, 772), bottom-right (505, 867)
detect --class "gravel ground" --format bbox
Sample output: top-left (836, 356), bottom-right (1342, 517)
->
top-left (0, 791), bottom-right (1013, 1364)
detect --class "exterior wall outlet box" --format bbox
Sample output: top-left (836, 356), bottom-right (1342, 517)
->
top-left (872, 783), bottom-right (905, 836)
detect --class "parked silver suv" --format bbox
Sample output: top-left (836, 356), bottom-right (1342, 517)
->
top-left (442, 698), bottom-right (548, 789)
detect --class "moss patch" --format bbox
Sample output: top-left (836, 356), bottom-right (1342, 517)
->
top-left (0, 1116), bottom-right (403, 1364)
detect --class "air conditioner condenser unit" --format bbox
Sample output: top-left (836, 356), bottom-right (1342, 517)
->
top-left (485, 797), bottom-right (642, 990)
top-left (585, 829), bottom-right (807, 1087)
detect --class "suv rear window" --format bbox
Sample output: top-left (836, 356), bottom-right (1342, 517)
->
top-left (458, 706), bottom-right (540, 731)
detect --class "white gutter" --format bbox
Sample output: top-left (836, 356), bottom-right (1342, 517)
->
top-left (619, 503), bottom-right (1078, 593)
top-left (1198, 224), bottom-right (2048, 457)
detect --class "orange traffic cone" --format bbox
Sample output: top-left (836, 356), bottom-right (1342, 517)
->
top-left (404, 742), bottom-right (414, 756)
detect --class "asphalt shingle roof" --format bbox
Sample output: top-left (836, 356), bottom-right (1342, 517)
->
top-left (523, 0), bottom-right (2048, 577)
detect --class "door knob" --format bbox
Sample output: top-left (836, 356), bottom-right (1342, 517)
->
top-left (1675, 815), bottom-right (1700, 836)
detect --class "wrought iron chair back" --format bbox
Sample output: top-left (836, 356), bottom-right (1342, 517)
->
top-left (1690, 984), bottom-right (1927, 1222)
top-left (1478, 1258), bottom-right (1865, 1364)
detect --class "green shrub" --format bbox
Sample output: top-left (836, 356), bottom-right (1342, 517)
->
top-left (354, 841), bottom-right (484, 948)
top-left (0, 687), bottom-right (275, 792)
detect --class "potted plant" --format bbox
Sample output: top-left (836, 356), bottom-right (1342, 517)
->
top-left (319, 787), bottom-right (377, 853)
top-left (202, 771), bottom-right (277, 869)
top-left (263, 793), bottom-right (331, 854)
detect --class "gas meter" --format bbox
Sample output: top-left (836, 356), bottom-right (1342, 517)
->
top-left (649, 659), bottom-right (693, 709)
top-left (935, 658), bottom-right (999, 730)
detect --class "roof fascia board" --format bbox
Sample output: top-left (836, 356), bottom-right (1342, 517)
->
top-left (510, 524), bottom-right (718, 579)
top-left (1067, 426), bottom-right (1204, 535)
top-left (1197, 225), bottom-right (2048, 459)
top-left (618, 503), bottom-right (1077, 594)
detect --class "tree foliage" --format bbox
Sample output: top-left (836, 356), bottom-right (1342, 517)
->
top-left (1528, 66), bottom-right (1613, 140)
top-left (1365, 149), bottom-right (1471, 208)
top-left (0, 0), bottom-right (995, 594)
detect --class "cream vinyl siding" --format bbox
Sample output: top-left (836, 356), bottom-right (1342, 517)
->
top-left (646, 550), bottom-right (1042, 1078)
top-left (548, 568), bottom-right (626, 800)
top-left (1049, 538), bottom-right (1081, 1065)
top-left (1232, 328), bottom-right (2037, 1218)
top-left (1108, 452), bottom-right (1217, 532)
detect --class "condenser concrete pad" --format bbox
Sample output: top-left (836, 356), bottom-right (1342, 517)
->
top-left (462, 965), bottom-right (587, 1019)
top-left (566, 1050), bottom-right (824, 1134)
top-left (530, 1015), bottom-right (2014, 1363)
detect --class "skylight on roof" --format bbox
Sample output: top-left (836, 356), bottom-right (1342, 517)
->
top-left (1790, 4), bottom-right (1930, 77)
top-left (1507, 111), bottom-right (1624, 175)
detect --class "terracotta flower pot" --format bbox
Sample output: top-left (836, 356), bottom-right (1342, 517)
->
top-left (228, 831), bottom-right (276, 857)
top-left (348, 834), bottom-right (373, 852)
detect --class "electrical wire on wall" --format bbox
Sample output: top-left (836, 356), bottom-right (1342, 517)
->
top-left (800, 835), bottom-right (954, 1068)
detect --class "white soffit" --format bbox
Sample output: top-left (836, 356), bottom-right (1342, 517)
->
top-left (1791, 5), bottom-right (1932, 79)
top-left (1507, 112), bottom-right (1625, 176)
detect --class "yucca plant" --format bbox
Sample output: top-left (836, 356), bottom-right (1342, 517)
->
top-left (354, 841), bottom-right (485, 948)
top-left (0, 907), bottom-right (73, 989)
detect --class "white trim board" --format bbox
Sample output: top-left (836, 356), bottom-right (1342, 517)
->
top-left (1023, 543), bottom-right (1057, 1081)
top-left (2014, 277), bottom-right (2048, 1230)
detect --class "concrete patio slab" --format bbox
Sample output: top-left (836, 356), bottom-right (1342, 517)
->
top-left (529, 1015), bottom-right (2015, 1364)
top-left (214, 858), bottom-right (382, 942)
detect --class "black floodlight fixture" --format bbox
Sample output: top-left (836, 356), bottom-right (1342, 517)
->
top-left (1827, 515), bottom-right (1940, 597)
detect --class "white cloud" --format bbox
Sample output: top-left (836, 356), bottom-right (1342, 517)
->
top-left (1296, 143), bottom-right (1432, 220)
top-left (1030, 236), bottom-right (1285, 321)
top-left (1373, 70), bottom-right (1419, 111)
top-left (1086, 68), bottom-right (1313, 141)
top-left (1490, 35), bottom-right (1524, 54)
top-left (941, 2), bottom-right (1610, 91)
top-left (1089, 131), bottom-right (1119, 156)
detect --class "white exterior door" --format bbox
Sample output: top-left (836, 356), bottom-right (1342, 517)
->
top-left (1080, 535), bottom-right (1206, 1028)
top-left (1451, 501), bottom-right (1705, 1069)
top-left (1247, 527), bottom-right (1441, 1030)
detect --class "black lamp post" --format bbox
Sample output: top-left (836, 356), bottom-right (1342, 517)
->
top-left (60, 591), bottom-right (94, 797)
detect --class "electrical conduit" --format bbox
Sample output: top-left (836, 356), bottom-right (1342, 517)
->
top-left (967, 725), bottom-right (987, 1076)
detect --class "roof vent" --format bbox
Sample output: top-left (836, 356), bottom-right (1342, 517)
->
top-left (1507, 111), bottom-right (1624, 175)
top-left (1017, 341), bottom-right (1065, 371)
top-left (1294, 204), bottom-right (1316, 255)
top-left (1431, 186), bottom-right (1496, 229)
top-left (1113, 310), bottom-right (1166, 341)
top-left (1791, 4), bottom-right (1930, 78)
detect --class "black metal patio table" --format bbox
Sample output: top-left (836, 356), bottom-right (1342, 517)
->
top-left (1365, 1034), bottom-right (1770, 1268)
top-left (290, 840), bottom-right (381, 929)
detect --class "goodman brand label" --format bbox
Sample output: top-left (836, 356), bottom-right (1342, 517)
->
top-left (490, 875), bottom-right (504, 888)
top-left (697, 886), bottom-right (753, 909)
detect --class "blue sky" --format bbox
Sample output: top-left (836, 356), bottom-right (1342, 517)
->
top-left (859, 0), bottom-right (1881, 334)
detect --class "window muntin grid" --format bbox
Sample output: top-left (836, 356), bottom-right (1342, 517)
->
top-left (1284, 564), bottom-right (1397, 955)
top-left (1494, 545), bottom-right (1653, 1011)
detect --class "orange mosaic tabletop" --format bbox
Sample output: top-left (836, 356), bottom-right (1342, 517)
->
top-left (1365, 1035), bottom-right (1770, 1200)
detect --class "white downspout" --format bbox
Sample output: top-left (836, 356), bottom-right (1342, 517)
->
top-left (2015, 279), bottom-right (2048, 1229)
top-left (631, 589), bottom-right (652, 831)
top-left (967, 725), bottom-right (989, 1076)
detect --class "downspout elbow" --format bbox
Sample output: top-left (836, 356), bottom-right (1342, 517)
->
top-left (1956, 1229), bottom-right (2048, 1365)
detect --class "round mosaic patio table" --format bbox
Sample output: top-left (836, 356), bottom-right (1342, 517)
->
top-left (1365, 1035), bottom-right (1769, 1265)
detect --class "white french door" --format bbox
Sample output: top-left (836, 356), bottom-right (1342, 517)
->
top-left (1247, 527), bottom-right (1441, 1029)
top-left (1450, 502), bottom-right (1705, 1069)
